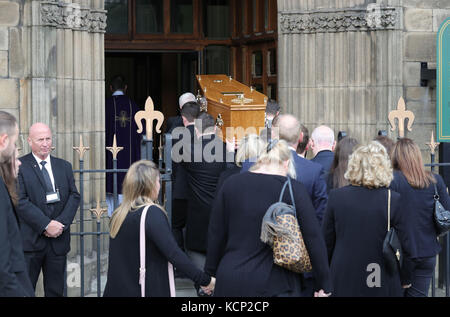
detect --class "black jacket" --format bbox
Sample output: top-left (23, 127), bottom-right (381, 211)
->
top-left (181, 134), bottom-right (231, 252)
top-left (17, 153), bottom-right (80, 255)
top-left (390, 171), bottom-right (450, 258)
top-left (103, 205), bottom-right (211, 297)
top-left (0, 178), bottom-right (34, 296)
top-left (166, 116), bottom-right (183, 135)
top-left (205, 172), bottom-right (331, 296)
top-left (171, 124), bottom-right (196, 200)
top-left (322, 185), bottom-right (415, 296)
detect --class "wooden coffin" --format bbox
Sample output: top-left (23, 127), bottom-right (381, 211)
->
top-left (196, 74), bottom-right (267, 142)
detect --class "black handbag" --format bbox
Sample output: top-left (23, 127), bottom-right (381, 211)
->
top-left (382, 189), bottom-right (403, 275)
top-left (433, 182), bottom-right (450, 236)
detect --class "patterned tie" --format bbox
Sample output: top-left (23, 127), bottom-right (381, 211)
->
top-left (40, 161), bottom-right (54, 192)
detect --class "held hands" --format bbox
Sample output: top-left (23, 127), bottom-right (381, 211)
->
top-left (200, 277), bottom-right (216, 296)
top-left (314, 289), bottom-right (331, 297)
top-left (44, 220), bottom-right (64, 238)
top-left (402, 284), bottom-right (412, 289)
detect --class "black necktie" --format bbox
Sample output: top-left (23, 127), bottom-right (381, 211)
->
top-left (40, 161), bottom-right (54, 192)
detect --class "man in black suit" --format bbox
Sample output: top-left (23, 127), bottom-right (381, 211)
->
top-left (170, 102), bottom-right (200, 252)
top-left (17, 123), bottom-right (80, 297)
top-left (0, 111), bottom-right (34, 297)
top-left (310, 125), bottom-right (336, 175)
top-left (181, 112), bottom-right (233, 270)
top-left (166, 92), bottom-right (197, 134)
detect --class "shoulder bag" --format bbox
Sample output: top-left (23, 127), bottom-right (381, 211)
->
top-left (433, 181), bottom-right (450, 236)
top-left (139, 205), bottom-right (176, 297)
top-left (382, 189), bottom-right (403, 275)
top-left (260, 177), bottom-right (312, 273)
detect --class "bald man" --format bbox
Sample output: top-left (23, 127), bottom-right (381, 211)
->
top-left (17, 123), bottom-right (80, 296)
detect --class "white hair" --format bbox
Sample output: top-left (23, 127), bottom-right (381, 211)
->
top-left (311, 125), bottom-right (335, 147)
top-left (178, 92), bottom-right (196, 109)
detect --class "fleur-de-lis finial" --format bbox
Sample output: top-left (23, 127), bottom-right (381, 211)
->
top-left (134, 96), bottom-right (164, 141)
top-left (388, 97), bottom-right (415, 138)
top-left (89, 200), bottom-right (107, 223)
top-left (426, 130), bottom-right (440, 155)
top-left (106, 134), bottom-right (124, 160)
top-left (73, 135), bottom-right (90, 160)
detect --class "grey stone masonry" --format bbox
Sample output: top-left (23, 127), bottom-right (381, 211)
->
top-left (0, 0), bottom-right (107, 296)
top-left (278, 0), bottom-right (448, 163)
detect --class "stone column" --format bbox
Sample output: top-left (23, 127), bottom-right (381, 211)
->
top-left (21, 0), bottom-right (106, 295)
top-left (21, 0), bottom-right (106, 196)
top-left (0, 1), bottom-right (21, 124)
top-left (278, 0), bottom-right (403, 146)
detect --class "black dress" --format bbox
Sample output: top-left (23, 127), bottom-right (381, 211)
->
top-left (322, 185), bottom-right (414, 297)
top-left (204, 172), bottom-right (331, 297)
top-left (103, 205), bottom-right (211, 297)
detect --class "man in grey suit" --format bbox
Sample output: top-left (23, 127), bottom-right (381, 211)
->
top-left (0, 111), bottom-right (34, 297)
top-left (17, 123), bottom-right (80, 297)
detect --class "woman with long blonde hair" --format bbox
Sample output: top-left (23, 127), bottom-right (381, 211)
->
top-left (104, 160), bottom-right (214, 297)
top-left (390, 138), bottom-right (450, 297)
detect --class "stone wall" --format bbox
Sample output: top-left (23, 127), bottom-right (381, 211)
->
top-left (0, 0), bottom-right (109, 296)
top-left (0, 1), bottom-right (21, 121)
top-left (402, 0), bottom-right (450, 155)
top-left (278, 0), bottom-right (450, 161)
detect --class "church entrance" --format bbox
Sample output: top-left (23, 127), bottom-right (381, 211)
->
top-left (105, 51), bottom-right (199, 126)
top-left (105, 51), bottom-right (199, 159)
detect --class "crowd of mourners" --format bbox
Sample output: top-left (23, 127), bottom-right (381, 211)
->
top-left (103, 95), bottom-right (450, 298)
top-left (2, 86), bottom-right (446, 298)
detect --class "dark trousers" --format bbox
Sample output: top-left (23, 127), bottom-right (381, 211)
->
top-left (24, 243), bottom-right (66, 297)
top-left (172, 199), bottom-right (187, 251)
top-left (405, 256), bottom-right (436, 297)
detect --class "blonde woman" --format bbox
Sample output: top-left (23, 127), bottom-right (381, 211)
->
top-left (205, 139), bottom-right (331, 297)
top-left (322, 141), bottom-right (414, 296)
top-left (103, 160), bottom-right (214, 297)
top-left (215, 134), bottom-right (266, 194)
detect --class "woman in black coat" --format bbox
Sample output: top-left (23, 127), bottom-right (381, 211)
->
top-left (322, 141), bottom-right (414, 296)
top-left (389, 138), bottom-right (450, 297)
top-left (205, 140), bottom-right (331, 297)
top-left (103, 160), bottom-right (214, 297)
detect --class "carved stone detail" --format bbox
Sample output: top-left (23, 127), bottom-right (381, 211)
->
top-left (279, 6), bottom-right (399, 34)
top-left (40, 1), bottom-right (107, 33)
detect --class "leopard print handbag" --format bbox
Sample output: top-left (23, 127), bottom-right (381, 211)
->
top-left (260, 177), bottom-right (312, 274)
top-left (272, 214), bottom-right (312, 273)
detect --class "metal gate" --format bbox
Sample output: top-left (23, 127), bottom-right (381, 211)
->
top-left (66, 134), bottom-right (172, 297)
top-left (65, 129), bottom-right (450, 297)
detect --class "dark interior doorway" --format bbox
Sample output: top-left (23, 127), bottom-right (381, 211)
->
top-left (105, 51), bottom-right (199, 159)
top-left (105, 51), bottom-right (199, 128)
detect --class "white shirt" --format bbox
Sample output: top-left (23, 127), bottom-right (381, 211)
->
top-left (112, 90), bottom-right (125, 96)
top-left (32, 153), bottom-right (56, 191)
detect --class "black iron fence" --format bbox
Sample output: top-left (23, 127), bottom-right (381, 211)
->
top-left (426, 151), bottom-right (450, 297)
top-left (66, 134), bottom-right (172, 297)
top-left (64, 131), bottom-right (450, 297)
